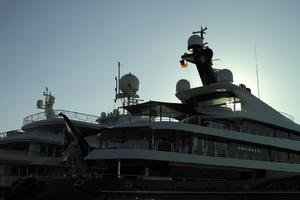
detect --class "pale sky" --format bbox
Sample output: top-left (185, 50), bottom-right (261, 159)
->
top-left (1, 0), bottom-right (300, 131)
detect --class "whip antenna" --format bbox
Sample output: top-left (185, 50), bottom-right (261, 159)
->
top-left (255, 45), bottom-right (260, 99)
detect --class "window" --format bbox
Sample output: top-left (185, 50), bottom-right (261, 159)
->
top-left (276, 130), bottom-right (289, 138)
top-left (216, 141), bottom-right (226, 157)
top-left (195, 92), bottom-right (243, 112)
top-left (40, 144), bottom-right (47, 156)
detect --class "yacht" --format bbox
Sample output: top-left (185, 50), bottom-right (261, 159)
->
top-left (6, 27), bottom-right (300, 200)
top-left (0, 88), bottom-right (102, 193)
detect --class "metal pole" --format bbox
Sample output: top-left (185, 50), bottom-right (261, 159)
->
top-left (255, 45), bottom-right (260, 99)
top-left (117, 159), bottom-right (121, 179)
top-left (149, 101), bottom-right (152, 122)
top-left (159, 104), bottom-right (162, 122)
top-left (152, 129), bottom-right (155, 150)
top-left (118, 62), bottom-right (120, 94)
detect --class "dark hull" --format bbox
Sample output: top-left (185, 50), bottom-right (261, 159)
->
top-left (5, 176), bottom-right (300, 200)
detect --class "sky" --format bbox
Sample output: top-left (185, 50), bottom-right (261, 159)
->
top-left (0, 0), bottom-right (300, 132)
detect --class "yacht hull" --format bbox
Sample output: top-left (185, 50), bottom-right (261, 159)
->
top-left (6, 176), bottom-right (300, 200)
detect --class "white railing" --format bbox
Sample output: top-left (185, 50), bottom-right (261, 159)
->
top-left (23, 110), bottom-right (100, 126)
top-left (0, 149), bottom-right (29, 155)
top-left (99, 139), bottom-right (300, 164)
top-left (0, 129), bottom-right (23, 139)
top-left (279, 111), bottom-right (295, 122)
top-left (0, 130), bottom-right (63, 142)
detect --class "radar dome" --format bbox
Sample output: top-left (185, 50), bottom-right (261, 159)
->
top-left (188, 35), bottom-right (203, 51)
top-left (176, 79), bottom-right (191, 93)
top-left (100, 112), bottom-right (106, 118)
top-left (217, 69), bottom-right (233, 83)
top-left (119, 73), bottom-right (139, 95)
top-left (36, 99), bottom-right (44, 108)
top-left (49, 96), bottom-right (55, 104)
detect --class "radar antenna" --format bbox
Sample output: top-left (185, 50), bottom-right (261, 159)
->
top-left (180, 26), bottom-right (217, 86)
top-left (193, 26), bottom-right (208, 45)
top-left (114, 62), bottom-right (142, 107)
top-left (254, 45), bottom-right (261, 99)
top-left (114, 62), bottom-right (121, 103)
top-left (36, 87), bottom-right (56, 119)
top-left (98, 62), bottom-right (142, 125)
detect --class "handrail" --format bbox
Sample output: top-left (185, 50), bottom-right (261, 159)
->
top-left (0, 149), bottom-right (62, 158)
top-left (279, 111), bottom-right (295, 122)
top-left (99, 139), bottom-right (300, 164)
top-left (0, 129), bottom-right (23, 138)
top-left (0, 129), bottom-right (63, 140)
top-left (23, 110), bottom-right (101, 126)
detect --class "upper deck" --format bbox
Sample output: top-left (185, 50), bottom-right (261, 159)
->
top-left (20, 110), bottom-right (104, 132)
top-left (0, 110), bottom-right (102, 143)
top-left (23, 109), bottom-right (100, 126)
top-left (174, 82), bottom-right (300, 133)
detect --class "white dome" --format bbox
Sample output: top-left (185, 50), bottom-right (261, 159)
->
top-left (217, 69), bottom-right (233, 83)
top-left (100, 112), bottom-right (106, 118)
top-left (188, 35), bottom-right (203, 51)
top-left (36, 99), bottom-right (44, 108)
top-left (119, 73), bottom-right (139, 95)
top-left (49, 96), bottom-right (55, 104)
top-left (176, 79), bottom-right (191, 93)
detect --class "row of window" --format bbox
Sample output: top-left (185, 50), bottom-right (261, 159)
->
top-left (193, 137), bottom-right (300, 163)
top-left (0, 142), bottom-right (63, 157)
top-left (239, 121), bottom-right (300, 141)
top-left (193, 118), bottom-right (300, 142)
top-left (99, 136), bottom-right (300, 164)
top-left (11, 166), bottom-right (51, 177)
top-left (0, 142), bottom-right (29, 151)
top-left (40, 144), bottom-right (63, 157)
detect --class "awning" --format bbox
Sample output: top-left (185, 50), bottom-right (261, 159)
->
top-left (123, 101), bottom-right (196, 120)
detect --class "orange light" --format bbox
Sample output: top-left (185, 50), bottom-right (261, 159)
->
top-left (181, 63), bottom-right (188, 68)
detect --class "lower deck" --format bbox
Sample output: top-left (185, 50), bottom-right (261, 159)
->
top-left (85, 149), bottom-right (300, 179)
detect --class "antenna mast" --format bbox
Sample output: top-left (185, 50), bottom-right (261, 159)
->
top-left (255, 45), bottom-right (260, 99)
top-left (114, 62), bottom-right (121, 103)
top-left (118, 61), bottom-right (121, 94)
top-left (37, 87), bottom-right (56, 119)
top-left (192, 26), bottom-right (207, 40)
top-left (192, 26), bottom-right (208, 46)
top-left (181, 26), bottom-right (216, 85)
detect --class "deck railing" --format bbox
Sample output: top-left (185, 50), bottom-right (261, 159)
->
top-left (0, 129), bottom-right (23, 139)
top-left (0, 129), bottom-right (63, 141)
top-left (23, 110), bottom-right (100, 126)
top-left (99, 139), bottom-right (300, 164)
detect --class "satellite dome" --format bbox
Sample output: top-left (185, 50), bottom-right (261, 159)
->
top-left (119, 73), bottom-right (139, 95)
top-left (49, 96), bottom-right (55, 104)
top-left (36, 99), bottom-right (44, 108)
top-left (188, 35), bottom-right (203, 51)
top-left (217, 69), bottom-right (233, 83)
top-left (100, 112), bottom-right (106, 118)
top-left (176, 79), bottom-right (191, 93)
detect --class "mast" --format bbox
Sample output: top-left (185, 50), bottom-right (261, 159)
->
top-left (118, 61), bottom-right (121, 94)
top-left (114, 61), bottom-right (121, 103)
top-left (114, 62), bottom-right (141, 110)
top-left (255, 45), bottom-right (261, 99)
top-left (180, 26), bottom-right (216, 86)
top-left (37, 87), bottom-right (56, 119)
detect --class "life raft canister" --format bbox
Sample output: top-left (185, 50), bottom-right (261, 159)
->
top-left (124, 181), bottom-right (133, 188)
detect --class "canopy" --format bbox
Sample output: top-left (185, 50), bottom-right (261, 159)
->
top-left (123, 101), bottom-right (195, 120)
